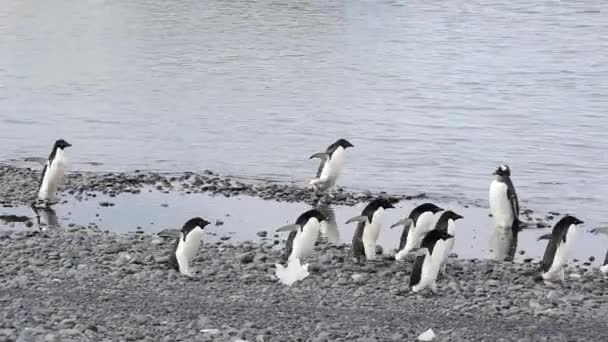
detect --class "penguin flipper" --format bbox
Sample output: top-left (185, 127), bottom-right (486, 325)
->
top-left (352, 222), bottom-right (365, 260)
top-left (168, 237), bottom-right (180, 271)
top-left (409, 255), bottom-right (425, 288)
top-left (398, 226), bottom-right (410, 251)
top-left (284, 231), bottom-right (297, 262)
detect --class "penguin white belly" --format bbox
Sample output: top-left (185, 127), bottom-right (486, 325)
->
top-left (489, 181), bottom-right (513, 229)
top-left (176, 228), bottom-right (204, 274)
top-left (362, 222), bottom-right (381, 259)
top-left (437, 221), bottom-right (455, 269)
top-left (38, 153), bottom-right (66, 201)
top-left (395, 213), bottom-right (435, 260)
top-left (290, 221), bottom-right (320, 260)
top-left (489, 226), bottom-right (513, 260)
top-left (319, 147), bottom-right (346, 186)
top-left (362, 208), bottom-right (384, 259)
top-left (600, 264), bottom-right (608, 274)
top-left (544, 225), bottom-right (576, 280)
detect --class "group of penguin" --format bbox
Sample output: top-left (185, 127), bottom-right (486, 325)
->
top-left (32, 138), bottom-right (608, 292)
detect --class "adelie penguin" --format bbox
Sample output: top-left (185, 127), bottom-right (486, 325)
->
top-left (276, 209), bottom-right (328, 262)
top-left (35, 139), bottom-right (72, 207)
top-left (393, 203), bottom-right (444, 261)
top-left (409, 229), bottom-right (454, 293)
top-left (309, 138), bottom-right (354, 191)
top-left (168, 217), bottom-right (211, 277)
top-left (537, 215), bottom-right (584, 282)
top-left (432, 210), bottom-right (463, 274)
top-left (346, 197), bottom-right (397, 262)
top-left (489, 165), bottom-right (520, 232)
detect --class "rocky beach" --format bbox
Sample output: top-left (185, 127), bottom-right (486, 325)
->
top-left (1, 164), bottom-right (607, 341)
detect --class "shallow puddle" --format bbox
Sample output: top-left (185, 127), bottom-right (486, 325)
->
top-left (1, 190), bottom-right (605, 267)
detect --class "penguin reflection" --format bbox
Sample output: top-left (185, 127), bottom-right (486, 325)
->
top-left (317, 205), bottom-right (339, 244)
top-left (489, 225), bottom-right (519, 261)
top-left (32, 206), bottom-right (60, 231)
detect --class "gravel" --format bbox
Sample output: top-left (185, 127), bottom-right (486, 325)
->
top-left (0, 228), bottom-right (607, 341)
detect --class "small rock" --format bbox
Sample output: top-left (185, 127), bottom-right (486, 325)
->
top-left (215, 220), bottom-right (224, 226)
top-left (238, 252), bottom-right (255, 264)
top-left (418, 328), bottom-right (436, 341)
top-left (257, 231), bottom-right (268, 238)
top-left (351, 273), bottom-right (368, 284)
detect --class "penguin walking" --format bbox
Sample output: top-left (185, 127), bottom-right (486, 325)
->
top-left (489, 165), bottom-right (520, 231)
top-left (409, 230), bottom-right (454, 293)
top-left (36, 139), bottom-right (72, 206)
top-left (345, 198), bottom-right (397, 262)
top-left (168, 217), bottom-right (211, 277)
top-left (309, 139), bottom-right (354, 191)
top-left (537, 215), bottom-right (584, 282)
top-left (393, 203), bottom-right (444, 261)
top-left (432, 210), bottom-right (463, 274)
top-left (276, 209), bottom-right (328, 262)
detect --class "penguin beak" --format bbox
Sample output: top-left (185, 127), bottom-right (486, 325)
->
top-left (576, 219), bottom-right (584, 225)
top-left (345, 215), bottom-right (368, 224)
top-left (345, 141), bottom-right (354, 148)
top-left (276, 224), bottom-right (301, 232)
top-left (455, 214), bottom-right (464, 220)
top-left (391, 218), bottom-right (413, 229)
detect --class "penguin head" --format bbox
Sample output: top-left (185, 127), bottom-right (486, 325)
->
top-left (334, 139), bottom-right (354, 149)
top-left (559, 215), bottom-right (584, 227)
top-left (442, 210), bottom-right (464, 222)
top-left (54, 139), bottom-right (72, 150)
top-left (493, 165), bottom-right (511, 177)
top-left (182, 217), bottom-right (211, 233)
top-left (296, 209), bottom-right (328, 228)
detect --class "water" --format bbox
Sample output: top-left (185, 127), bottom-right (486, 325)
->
top-left (1, 0), bottom-right (607, 225)
top-left (1, 191), bottom-right (605, 266)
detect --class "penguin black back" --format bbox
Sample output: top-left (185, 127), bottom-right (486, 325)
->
top-left (409, 203), bottom-right (443, 226)
top-left (409, 230), bottom-right (453, 287)
top-left (540, 215), bottom-right (583, 272)
top-left (434, 210), bottom-right (463, 233)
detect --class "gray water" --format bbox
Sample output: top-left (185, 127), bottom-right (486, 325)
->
top-left (1, 191), bottom-right (604, 266)
top-left (1, 0), bottom-right (607, 225)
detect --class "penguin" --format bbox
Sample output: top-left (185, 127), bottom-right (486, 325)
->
top-left (168, 217), bottom-right (211, 277)
top-left (345, 197), bottom-right (397, 262)
top-left (489, 165), bottom-right (520, 232)
top-left (277, 209), bottom-right (328, 262)
top-left (432, 210), bottom-right (463, 274)
top-left (409, 229), bottom-right (454, 293)
top-left (393, 203), bottom-right (444, 261)
top-left (537, 215), bottom-right (584, 282)
top-left (601, 249), bottom-right (608, 274)
top-left (309, 139), bottom-right (354, 191)
top-left (36, 139), bottom-right (72, 206)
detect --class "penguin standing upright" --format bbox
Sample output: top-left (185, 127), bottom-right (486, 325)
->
top-left (309, 139), bottom-right (354, 191)
top-left (168, 217), bottom-right (211, 277)
top-left (409, 229), bottom-right (454, 293)
top-left (489, 165), bottom-right (520, 231)
top-left (37, 139), bottom-right (72, 206)
top-left (432, 210), bottom-right (463, 273)
top-left (537, 215), bottom-right (584, 281)
top-left (346, 198), bottom-right (397, 262)
top-left (393, 203), bottom-right (444, 261)
top-left (277, 209), bottom-right (328, 262)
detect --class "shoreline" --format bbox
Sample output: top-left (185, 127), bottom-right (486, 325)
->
top-left (0, 228), bottom-right (607, 341)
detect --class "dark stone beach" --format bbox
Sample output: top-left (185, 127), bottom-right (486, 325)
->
top-left (1, 164), bottom-right (607, 341)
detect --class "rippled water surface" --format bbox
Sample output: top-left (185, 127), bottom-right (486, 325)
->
top-left (1, 0), bottom-right (607, 224)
